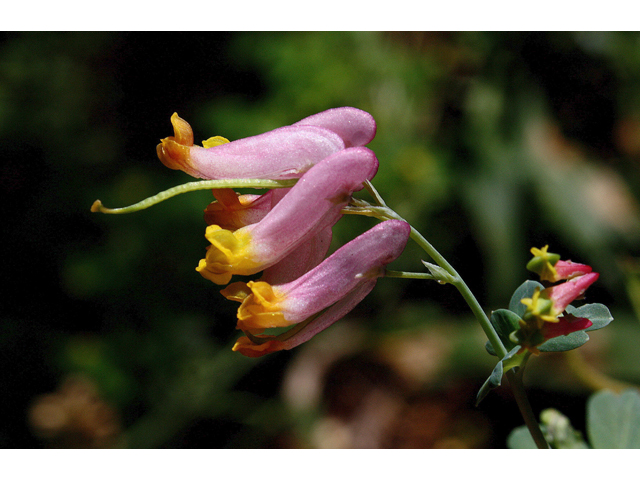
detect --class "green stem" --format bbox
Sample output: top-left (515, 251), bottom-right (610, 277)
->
top-left (91, 178), bottom-right (297, 214)
top-left (385, 270), bottom-right (435, 280)
top-left (506, 369), bottom-right (549, 448)
top-left (349, 186), bottom-right (549, 448)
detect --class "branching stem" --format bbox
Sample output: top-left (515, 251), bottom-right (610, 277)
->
top-left (351, 183), bottom-right (549, 448)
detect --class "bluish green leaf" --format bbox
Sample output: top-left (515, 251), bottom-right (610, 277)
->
top-left (588, 389), bottom-right (640, 448)
top-left (476, 346), bottom-right (521, 405)
top-left (509, 280), bottom-right (544, 317)
top-left (566, 303), bottom-right (614, 331)
top-left (538, 330), bottom-right (590, 352)
top-left (507, 425), bottom-right (537, 449)
top-left (491, 309), bottom-right (522, 348)
top-left (485, 309), bottom-right (522, 356)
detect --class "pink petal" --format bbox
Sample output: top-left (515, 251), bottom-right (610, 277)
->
top-left (293, 106), bottom-right (377, 148)
top-left (554, 260), bottom-right (592, 280)
top-left (546, 272), bottom-right (600, 313)
top-left (278, 219), bottom-right (410, 323)
top-left (541, 316), bottom-right (593, 339)
top-left (246, 146), bottom-right (379, 266)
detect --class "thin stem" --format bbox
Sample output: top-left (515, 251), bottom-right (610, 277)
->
top-left (350, 184), bottom-right (549, 448)
top-left (91, 178), bottom-right (297, 214)
top-left (505, 369), bottom-right (549, 448)
top-left (385, 270), bottom-right (435, 280)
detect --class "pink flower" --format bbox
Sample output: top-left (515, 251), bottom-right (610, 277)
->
top-left (222, 220), bottom-right (411, 357)
top-left (527, 245), bottom-right (592, 282)
top-left (521, 273), bottom-right (599, 326)
top-left (517, 272), bottom-right (599, 354)
top-left (540, 315), bottom-right (593, 340)
top-left (544, 272), bottom-right (600, 314)
top-left (157, 107), bottom-right (376, 180)
top-left (203, 188), bottom-right (333, 285)
top-left (203, 188), bottom-right (289, 231)
top-left (196, 146), bottom-right (379, 285)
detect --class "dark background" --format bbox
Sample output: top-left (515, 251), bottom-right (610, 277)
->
top-left (3, 32), bottom-right (640, 448)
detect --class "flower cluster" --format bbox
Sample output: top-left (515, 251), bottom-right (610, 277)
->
top-left (512, 246), bottom-right (599, 354)
top-left (158, 108), bottom-right (411, 356)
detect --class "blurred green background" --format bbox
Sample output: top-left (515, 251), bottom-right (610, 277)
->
top-left (3, 31), bottom-right (640, 448)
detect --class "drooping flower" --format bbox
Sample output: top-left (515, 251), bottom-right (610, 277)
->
top-left (196, 146), bottom-right (379, 285)
top-left (526, 245), bottom-right (592, 282)
top-left (203, 187), bottom-right (333, 285)
top-left (157, 107), bottom-right (377, 180)
top-left (222, 219), bottom-right (411, 357)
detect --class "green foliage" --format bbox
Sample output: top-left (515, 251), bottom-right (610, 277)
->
top-left (508, 280), bottom-right (544, 318)
top-left (570, 303), bottom-right (615, 332)
top-left (588, 389), bottom-right (640, 448)
top-left (488, 279), bottom-right (614, 356)
top-left (508, 408), bottom-right (589, 449)
top-left (509, 389), bottom-right (640, 448)
top-left (536, 331), bottom-right (590, 352)
top-left (476, 346), bottom-right (522, 406)
top-left (485, 309), bottom-right (523, 356)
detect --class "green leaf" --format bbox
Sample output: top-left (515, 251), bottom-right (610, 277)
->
top-left (537, 303), bottom-right (613, 353)
top-left (492, 309), bottom-right (522, 348)
top-left (485, 309), bottom-right (522, 356)
top-left (566, 303), bottom-right (614, 331)
top-left (508, 409), bottom-right (589, 449)
top-left (476, 346), bottom-right (521, 405)
top-left (587, 389), bottom-right (640, 448)
top-left (538, 330), bottom-right (590, 352)
top-left (509, 280), bottom-right (544, 318)
top-left (507, 425), bottom-right (537, 449)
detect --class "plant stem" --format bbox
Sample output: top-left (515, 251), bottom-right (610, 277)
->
top-left (505, 369), bottom-right (549, 448)
top-left (352, 186), bottom-right (549, 448)
top-left (408, 222), bottom-right (549, 447)
top-left (385, 270), bottom-right (435, 280)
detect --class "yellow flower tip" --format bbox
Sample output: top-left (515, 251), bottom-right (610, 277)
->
top-left (527, 245), bottom-right (560, 282)
top-left (236, 281), bottom-right (290, 331)
top-left (202, 136), bottom-right (230, 148)
top-left (232, 336), bottom-right (284, 358)
top-left (196, 226), bottom-right (262, 284)
top-left (195, 259), bottom-right (233, 285)
top-left (529, 245), bottom-right (548, 257)
top-left (220, 281), bottom-right (253, 303)
top-left (542, 315), bottom-right (560, 323)
top-left (521, 288), bottom-right (559, 324)
top-left (156, 113), bottom-right (195, 171)
top-left (170, 112), bottom-right (194, 146)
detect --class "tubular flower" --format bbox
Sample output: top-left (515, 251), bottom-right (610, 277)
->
top-left (157, 107), bottom-right (376, 180)
top-left (527, 245), bottom-right (592, 282)
top-left (515, 272), bottom-right (599, 353)
top-left (222, 219), bottom-right (411, 357)
top-left (196, 147), bottom-right (379, 285)
top-left (204, 188), bottom-right (332, 284)
top-left (203, 188), bottom-right (289, 230)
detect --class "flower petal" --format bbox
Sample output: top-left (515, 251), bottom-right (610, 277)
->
top-left (158, 113), bottom-right (347, 180)
top-left (293, 106), bottom-right (377, 148)
top-left (197, 147), bottom-right (379, 284)
top-left (228, 219), bottom-right (410, 332)
top-left (545, 272), bottom-right (600, 313)
top-left (541, 315), bottom-right (593, 339)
